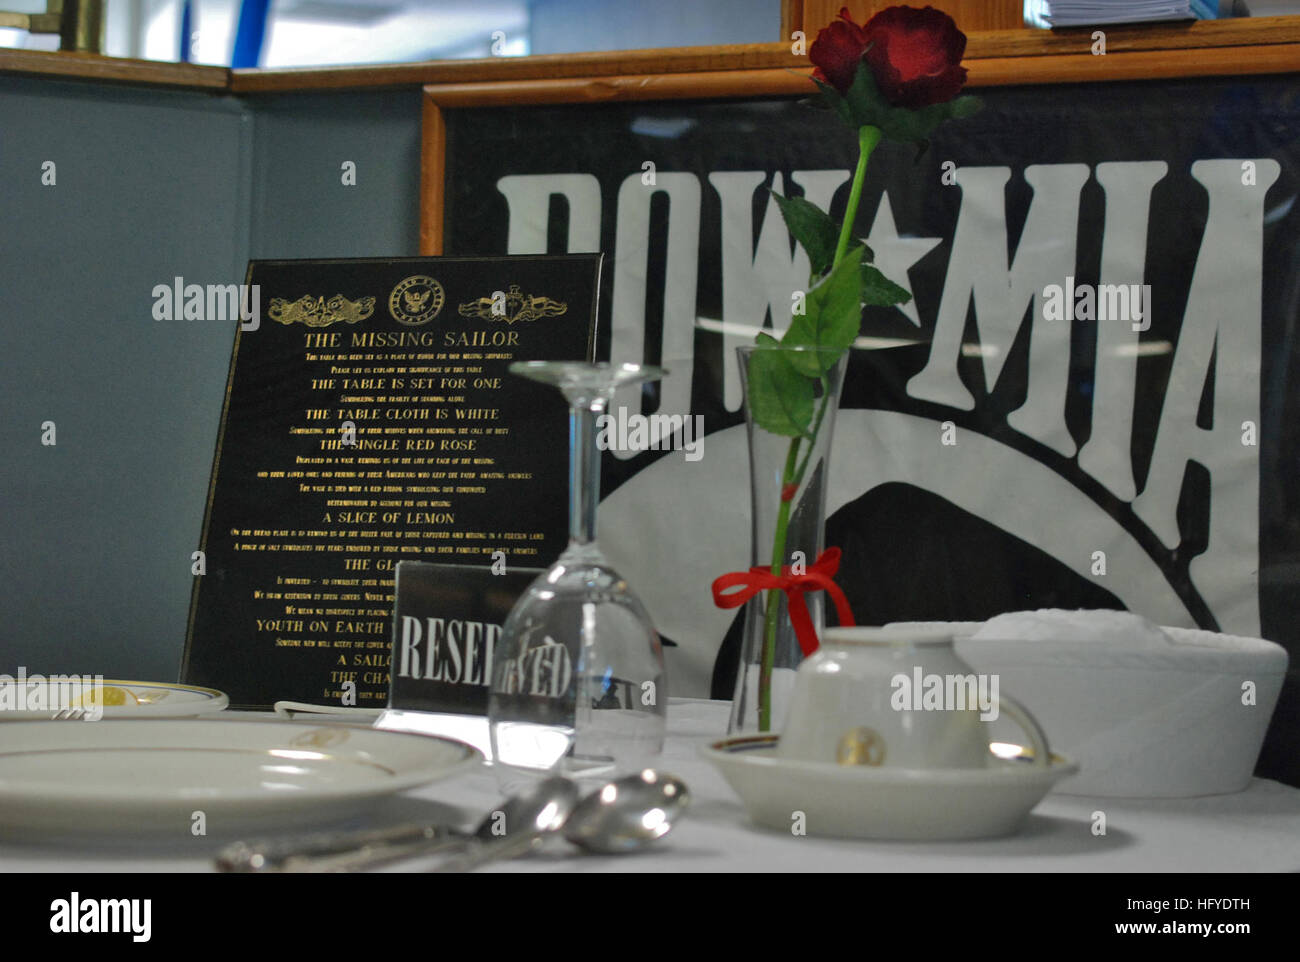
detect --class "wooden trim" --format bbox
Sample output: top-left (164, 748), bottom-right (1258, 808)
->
top-left (230, 43), bottom-right (804, 93)
top-left (420, 96), bottom-right (446, 257)
top-left (2, 17), bottom-right (1298, 94)
top-left (231, 18), bottom-right (1300, 93)
top-left (419, 44), bottom-right (1300, 112)
top-left (420, 97), bottom-right (441, 256)
top-left (422, 70), bottom-right (813, 109)
top-left (966, 17), bottom-right (1300, 57)
top-left (969, 43), bottom-right (1300, 86)
top-left (0, 48), bottom-right (228, 90)
top-left (802, 0), bottom-right (1024, 33)
top-left (781, 0), bottom-right (804, 43)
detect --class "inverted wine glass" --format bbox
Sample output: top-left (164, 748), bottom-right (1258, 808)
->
top-left (488, 361), bottom-right (667, 780)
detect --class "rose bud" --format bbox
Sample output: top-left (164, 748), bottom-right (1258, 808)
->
top-left (808, 6), bottom-right (869, 95)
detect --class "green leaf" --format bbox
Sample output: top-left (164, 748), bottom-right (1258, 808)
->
top-left (782, 243), bottom-right (864, 376)
top-left (746, 338), bottom-right (815, 437)
top-left (950, 95), bottom-right (984, 119)
top-left (841, 60), bottom-right (890, 131)
top-left (887, 94), bottom-right (985, 146)
top-left (861, 263), bottom-right (912, 307)
top-left (880, 101), bottom-right (948, 146)
top-left (770, 191), bottom-right (839, 277)
top-left (810, 76), bottom-right (856, 129)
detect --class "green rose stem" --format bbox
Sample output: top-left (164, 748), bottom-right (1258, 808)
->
top-left (757, 436), bottom-right (802, 732)
top-left (834, 125), bottom-right (882, 264)
top-left (756, 122), bottom-right (881, 732)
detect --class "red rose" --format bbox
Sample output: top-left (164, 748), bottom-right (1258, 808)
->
top-left (808, 7), bottom-right (868, 95)
top-left (863, 5), bottom-right (968, 108)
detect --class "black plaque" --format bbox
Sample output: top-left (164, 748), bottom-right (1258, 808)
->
top-left (182, 255), bottom-right (599, 709)
top-left (388, 560), bottom-right (543, 716)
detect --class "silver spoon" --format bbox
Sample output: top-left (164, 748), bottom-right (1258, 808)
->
top-left (216, 775), bottom-right (579, 873)
top-left (217, 770), bottom-right (688, 872)
top-left (435, 769), bottom-right (690, 871)
top-left (565, 769), bottom-right (687, 853)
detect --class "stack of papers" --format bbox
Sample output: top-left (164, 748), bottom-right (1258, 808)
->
top-left (1028, 0), bottom-right (1204, 26)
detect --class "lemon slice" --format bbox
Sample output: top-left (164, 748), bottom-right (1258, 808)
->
top-left (71, 686), bottom-right (140, 708)
top-left (99, 686), bottom-right (139, 707)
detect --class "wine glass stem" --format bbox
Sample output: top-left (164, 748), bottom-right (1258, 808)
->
top-left (568, 397), bottom-right (604, 545)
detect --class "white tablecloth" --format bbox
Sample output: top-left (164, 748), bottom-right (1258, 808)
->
top-left (3, 699), bottom-right (1298, 872)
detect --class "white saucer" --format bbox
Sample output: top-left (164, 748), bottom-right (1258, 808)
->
top-left (0, 718), bottom-right (481, 840)
top-left (702, 735), bottom-right (1078, 840)
top-left (0, 679), bottom-right (228, 720)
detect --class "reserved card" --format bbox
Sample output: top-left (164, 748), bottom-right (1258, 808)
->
top-left (387, 559), bottom-right (542, 715)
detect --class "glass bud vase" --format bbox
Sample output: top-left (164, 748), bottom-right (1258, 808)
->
top-left (728, 345), bottom-right (849, 736)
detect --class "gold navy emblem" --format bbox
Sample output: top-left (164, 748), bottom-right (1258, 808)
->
top-left (458, 284), bottom-right (568, 325)
top-left (389, 275), bottom-right (444, 326)
top-left (289, 728), bottom-right (349, 750)
top-left (837, 727), bottom-right (886, 766)
top-left (268, 294), bottom-right (374, 328)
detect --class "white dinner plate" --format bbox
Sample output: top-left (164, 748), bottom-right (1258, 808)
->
top-left (703, 735), bottom-right (1078, 841)
top-left (0, 679), bottom-right (229, 720)
top-left (0, 719), bottom-right (481, 840)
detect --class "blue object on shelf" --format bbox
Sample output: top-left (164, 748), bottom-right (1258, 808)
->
top-left (231, 0), bottom-right (272, 68)
top-left (179, 0), bottom-right (193, 62)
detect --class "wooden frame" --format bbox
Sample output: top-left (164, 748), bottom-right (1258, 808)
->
top-left (419, 68), bottom-right (812, 255)
top-left (418, 25), bottom-right (1300, 255)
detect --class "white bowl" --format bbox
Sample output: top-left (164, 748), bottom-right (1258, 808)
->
top-left (891, 617), bottom-right (1288, 798)
top-left (702, 735), bottom-right (1077, 840)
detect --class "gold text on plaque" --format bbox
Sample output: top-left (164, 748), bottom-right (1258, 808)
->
top-left (389, 275), bottom-right (444, 326)
top-left (458, 284), bottom-right (568, 325)
top-left (268, 294), bottom-right (375, 328)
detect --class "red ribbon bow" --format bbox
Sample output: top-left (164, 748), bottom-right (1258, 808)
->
top-left (711, 547), bottom-right (856, 656)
